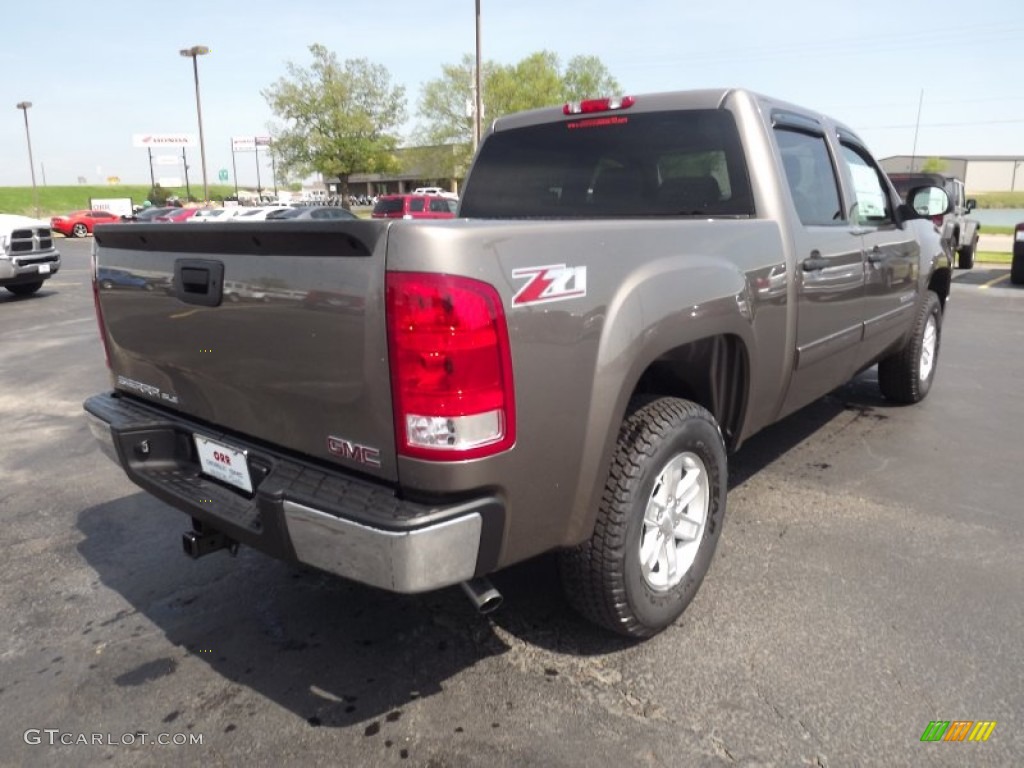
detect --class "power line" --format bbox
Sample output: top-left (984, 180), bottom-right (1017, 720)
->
top-left (863, 117), bottom-right (1024, 130)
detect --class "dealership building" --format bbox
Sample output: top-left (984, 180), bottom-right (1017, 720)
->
top-left (881, 156), bottom-right (1024, 193)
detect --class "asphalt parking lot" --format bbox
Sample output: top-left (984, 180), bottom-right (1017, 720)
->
top-left (1, 239), bottom-right (1022, 767)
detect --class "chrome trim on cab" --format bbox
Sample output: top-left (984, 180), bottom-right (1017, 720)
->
top-left (283, 501), bottom-right (482, 593)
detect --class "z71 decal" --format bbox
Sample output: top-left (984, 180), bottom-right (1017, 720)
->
top-left (511, 264), bottom-right (588, 306)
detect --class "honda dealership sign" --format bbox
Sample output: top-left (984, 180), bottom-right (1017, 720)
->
top-left (133, 133), bottom-right (197, 148)
top-left (232, 135), bottom-right (272, 151)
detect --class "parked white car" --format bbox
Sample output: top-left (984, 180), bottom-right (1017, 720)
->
top-left (187, 208), bottom-right (246, 223)
top-left (227, 206), bottom-right (292, 222)
top-left (413, 187), bottom-right (459, 200)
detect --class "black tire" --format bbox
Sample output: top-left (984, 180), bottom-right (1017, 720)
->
top-left (5, 281), bottom-right (43, 296)
top-left (559, 397), bottom-right (727, 638)
top-left (878, 291), bottom-right (942, 404)
top-left (1011, 253), bottom-right (1024, 286)
top-left (957, 234), bottom-right (977, 270)
top-left (71, 223), bottom-right (88, 238)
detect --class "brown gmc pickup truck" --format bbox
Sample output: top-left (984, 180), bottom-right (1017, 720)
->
top-left (84, 89), bottom-right (953, 638)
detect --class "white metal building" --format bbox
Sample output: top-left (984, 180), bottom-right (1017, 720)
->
top-left (881, 155), bottom-right (1024, 193)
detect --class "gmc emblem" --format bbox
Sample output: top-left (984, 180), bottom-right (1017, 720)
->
top-left (327, 436), bottom-right (382, 468)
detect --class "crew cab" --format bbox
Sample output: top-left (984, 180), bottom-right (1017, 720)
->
top-left (83, 89), bottom-right (952, 638)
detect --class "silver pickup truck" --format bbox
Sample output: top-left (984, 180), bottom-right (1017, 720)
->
top-left (0, 214), bottom-right (61, 295)
top-left (83, 89), bottom-right (951, 638)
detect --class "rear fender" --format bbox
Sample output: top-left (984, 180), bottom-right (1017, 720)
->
top-left (563, 257), bottom-right (755, 546)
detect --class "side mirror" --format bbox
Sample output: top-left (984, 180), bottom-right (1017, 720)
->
top-left (907, 185), bottom-right (951, 218)
top-left (966, 198), bottom-right (977, 213)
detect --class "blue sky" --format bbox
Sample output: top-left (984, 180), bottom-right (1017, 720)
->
top-left (3, 0), bottom-right (1023, 188)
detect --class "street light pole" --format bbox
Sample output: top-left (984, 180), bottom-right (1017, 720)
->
top-left (15, 101), bottom-right (39, 218)
top-left (473, 0), bottom-right (482, 153)
top-left (180, 45), bottom-right (210, 202)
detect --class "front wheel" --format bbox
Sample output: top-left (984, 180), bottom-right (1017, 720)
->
top-left (5, 281), bottom-right (43, 296)
top-left (957, 234), bottom-right (977, 270)
top-left (559, 397), bottom-right (727, 638)
top-left (878, 291), bottom-right (942, 404)
top-left (71, 223), bottom-right (88, 238)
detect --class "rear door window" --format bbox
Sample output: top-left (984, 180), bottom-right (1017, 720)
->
top-left (774, 128), bottom-right (845, 226)
top-left (408, 198), bottom-right (425, 213)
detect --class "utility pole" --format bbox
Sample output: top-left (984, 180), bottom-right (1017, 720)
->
top-left (180, 46), bottom-right (211, 201)
top-left (473, 0), bottom-right (482, 153)
top-left (910, 89), bottom-right (924, 172)
top-left (16, 101), bottom-right (40, 218)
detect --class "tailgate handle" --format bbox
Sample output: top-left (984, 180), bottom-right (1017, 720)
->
top-left (174, 259), bottom-right (224, 307)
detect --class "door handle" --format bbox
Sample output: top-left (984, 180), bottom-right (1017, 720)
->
top-left (867, 246), bottom-right (885, 264)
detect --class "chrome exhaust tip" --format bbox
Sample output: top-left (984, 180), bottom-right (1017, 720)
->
top-left (460, 577), bottom-right (503, 614)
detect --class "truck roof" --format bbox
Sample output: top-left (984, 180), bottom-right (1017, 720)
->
top-left (488, 88), bottom-right (866, 148)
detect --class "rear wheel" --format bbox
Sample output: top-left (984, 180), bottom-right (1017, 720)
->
top-left (5, 281), bottom-right (43, 296)
top-left (559, 397), bottom-right (727, 638)
top-left (878, 291), bottom-right (942, 404)
top-left (71, 223), bottom-right (88, 238)
top-left (957, 234), bottom-right (977, 269)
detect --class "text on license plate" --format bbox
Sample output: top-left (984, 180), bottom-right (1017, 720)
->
top-left (194, 435), bottom-right (253, 493)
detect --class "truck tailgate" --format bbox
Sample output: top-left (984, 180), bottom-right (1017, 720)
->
top-left (92, 221), bottom-right (398, 482)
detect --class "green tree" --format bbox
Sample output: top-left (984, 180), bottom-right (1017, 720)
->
top-left (263, 44), bottom-right (407, 205)
top-left (416, 51), bottom-right (620, 177)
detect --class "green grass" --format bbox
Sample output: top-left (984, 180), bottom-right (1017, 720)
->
top-left (971, 191), bottom-right (1024, 209)
top-left (0, 185), bottom-right (241, 217)
top-left (976, 252), bottom-right (1011, 264)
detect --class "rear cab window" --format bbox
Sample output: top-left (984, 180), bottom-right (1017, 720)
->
top-left (460, 110), bottom-right (754, 218)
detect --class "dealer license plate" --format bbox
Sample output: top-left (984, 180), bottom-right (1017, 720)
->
top-left (194, 435), bottom-right (253, 493)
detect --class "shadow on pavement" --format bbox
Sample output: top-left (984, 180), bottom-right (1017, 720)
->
top-left (73, 370), bottom-right (900, 723)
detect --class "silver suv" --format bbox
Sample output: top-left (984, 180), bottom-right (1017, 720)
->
top-left (888, 172), bottom-right (979, 269)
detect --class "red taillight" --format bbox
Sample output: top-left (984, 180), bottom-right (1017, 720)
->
top-left (91, 248), bottom-right (111, 368)
top-left (386, 272), bottom-right (515, 461)
top-left (563, 96), bottom-right (635, 115)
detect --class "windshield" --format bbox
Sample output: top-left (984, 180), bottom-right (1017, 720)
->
top-left (373, 198), bottom-right (405, 215)
top-left (460, 109), bottom-right (754, 218)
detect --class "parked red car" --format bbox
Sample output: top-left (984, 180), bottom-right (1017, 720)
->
top-left (154, 208), bottom-right (201, 223)
top-left (371, 194), bottom-right (457, 220)
top-left (50, 209), bottom-right (122, 237)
